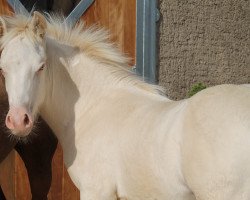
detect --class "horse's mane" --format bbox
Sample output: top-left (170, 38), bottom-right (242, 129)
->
top-left (0, 12), bottom-right (165, 95)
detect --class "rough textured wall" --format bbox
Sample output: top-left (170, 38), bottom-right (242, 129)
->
top-left (158, 0), bottom-right (250, 100)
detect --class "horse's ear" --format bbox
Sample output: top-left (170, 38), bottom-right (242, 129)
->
top-left (0, 17), bottom-right (7, 38)
top-left (29, 11), bottom-right (47, 39)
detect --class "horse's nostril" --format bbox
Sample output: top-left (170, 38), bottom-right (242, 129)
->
top-left (7, 115), bottom-right (11, 123)
top-left (24, 114), bottom-right (30, 125)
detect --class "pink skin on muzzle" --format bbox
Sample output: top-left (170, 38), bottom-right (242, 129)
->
top-left (5, 107), bottom-right (33, 136)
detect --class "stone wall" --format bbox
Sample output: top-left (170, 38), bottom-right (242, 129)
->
top-left (158, 0), bottom-right (250, 100)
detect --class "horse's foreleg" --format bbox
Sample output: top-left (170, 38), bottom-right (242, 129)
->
top-left (80, 190), bottom-right (118, 200)
top-left (15, 118), bottom-right (57, 200)
top-left (78, 180), bottom-right (118, 200)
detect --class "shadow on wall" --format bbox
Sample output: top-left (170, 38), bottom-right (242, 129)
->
top-left (158, 0), bottom-right (250, 100)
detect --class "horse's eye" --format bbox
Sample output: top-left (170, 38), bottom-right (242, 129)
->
top-left (37, 65), bottom-right (45, 72)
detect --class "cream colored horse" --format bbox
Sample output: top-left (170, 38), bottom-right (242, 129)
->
top-left (0, 12), bottom-right (250, 200)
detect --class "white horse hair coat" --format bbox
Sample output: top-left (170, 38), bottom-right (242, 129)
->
top-left (0, 12), bottom-right (250, 200)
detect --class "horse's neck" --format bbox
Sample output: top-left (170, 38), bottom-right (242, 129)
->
top-left (40, 38), bottom-right (167, 151)
top-left (40, 39), bottom-right (79, 146)
top-left (40, 38), bottom-right (114, 148)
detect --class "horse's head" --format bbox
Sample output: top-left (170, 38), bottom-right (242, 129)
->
top-left (0, 12), bottom-right (47, 136)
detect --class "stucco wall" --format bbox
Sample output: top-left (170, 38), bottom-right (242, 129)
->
top-left (158, 0), bottom-right (250, 100)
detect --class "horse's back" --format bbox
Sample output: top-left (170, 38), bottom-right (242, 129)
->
top-left (182, 84), bottom-right (250, 199)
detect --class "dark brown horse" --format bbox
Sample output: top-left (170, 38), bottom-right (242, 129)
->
top-left (0, 75), bottom-right (57, 199)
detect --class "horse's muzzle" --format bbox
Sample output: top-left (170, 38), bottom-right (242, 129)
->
top-left (5, 107), bottom-right (33, 136)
